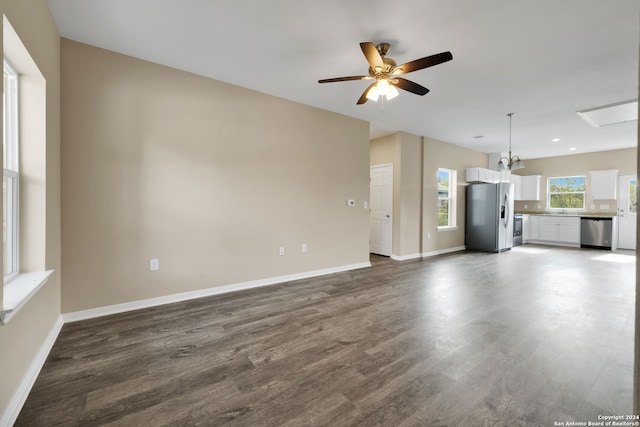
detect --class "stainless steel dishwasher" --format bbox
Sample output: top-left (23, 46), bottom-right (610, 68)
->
top-left (580, 217), bottom-right (613, 249)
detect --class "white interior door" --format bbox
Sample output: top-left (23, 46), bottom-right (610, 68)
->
top-left (370, 164), bottom-right (393, 256)
top-left (618, 174), bottom-right (637, 250)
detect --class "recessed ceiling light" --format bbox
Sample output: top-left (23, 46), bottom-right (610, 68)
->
top-left (569, 147), bottom-right (577, 151)
top-left (551, 138), bottom-right (560, 142)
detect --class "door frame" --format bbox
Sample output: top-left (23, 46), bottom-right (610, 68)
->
top-left (370, 163), bottom-right (393, 256)
top-left (618, 174), bottom-right (637, 250)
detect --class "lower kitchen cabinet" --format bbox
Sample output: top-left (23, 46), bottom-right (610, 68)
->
top-left (526, 215), bottom-right (580, 246)
top-left (527, 215), bottom-right (539, 241)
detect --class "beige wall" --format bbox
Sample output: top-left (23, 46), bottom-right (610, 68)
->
top-left (61, 39), bottom-right (370, 313)
top-left (422, 137), bottom-right (488, 253)
top-left (514, 147), bottom-right (637, 213)
top-left (370, 132), bottom-right (488, 258)
top-left (0, 0), bottom-right (61, 418)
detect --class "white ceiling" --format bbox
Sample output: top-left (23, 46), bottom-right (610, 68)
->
top-left (47, 0), bottom-right (639, 160)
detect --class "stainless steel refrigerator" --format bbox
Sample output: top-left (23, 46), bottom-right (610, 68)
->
top-left (465, 182), bottom-right (514, 253)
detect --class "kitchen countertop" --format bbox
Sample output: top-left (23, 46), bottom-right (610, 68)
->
top-left (516, 212), bottom-right (617, 218)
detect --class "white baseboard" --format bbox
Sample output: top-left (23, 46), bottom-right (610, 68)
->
top-left (1, 315), bottom-right (64, 427)
top-left (421, 246), bottom-right (466, 257)
top-left (390, 253), bottom-right (422, 261)
top-left (63, 261), bottom-right (372, 323)
top-left (391, 246), bottom-right (465, 261)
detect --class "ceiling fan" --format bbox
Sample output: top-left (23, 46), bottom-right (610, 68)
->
top-left (318, 42), bottom-right (453, 105)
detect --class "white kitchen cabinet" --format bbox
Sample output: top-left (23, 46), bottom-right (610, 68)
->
top-left (557, 221), bottom-right (580, 243)
top-left (590, 170), bottom-right (618, 200)
top-left (522, 214), bottom-right (530, 243)
top-left (528, 215), bottom-right (580, 246)
top-left (528, 215), bottom-right (539, 240)
top-left (466, 167), bottom-right (500, 183)
top-left (521, 175), bottom-right (541, 200)
top-left (511, 174), bottom-right (540, 201)
top-left (538, 221), bottom-right (557, 241)
top-left (511, 174), bottom-right (523, 200)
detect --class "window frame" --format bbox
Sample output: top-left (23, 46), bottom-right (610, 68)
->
top-left (4, 58), bottom-right (19, 282)
top-left (629, 179), bottom-right (637, 214)
top-left (437, 168), bottom-right (457, 230)
top-left (546, 175), bottom-right (586, 211)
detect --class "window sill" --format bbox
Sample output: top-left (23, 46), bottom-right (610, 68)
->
top-left (1, 270), bottom-right (54, 325)
top-left (437, 226), bottom-right (458, 232)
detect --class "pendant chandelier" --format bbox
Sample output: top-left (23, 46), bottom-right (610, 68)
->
top-left (498, 113), bottom-right (525, 171)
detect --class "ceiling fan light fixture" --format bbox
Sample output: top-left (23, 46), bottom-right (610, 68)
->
top-left (366, 78), bottom-right (399, 102)
top-left (386, 84), bottom-right (399, 100)
top-left (366, 85), bottom-right (379, 101)
top-left (377, 78), bottom-right (390, 95)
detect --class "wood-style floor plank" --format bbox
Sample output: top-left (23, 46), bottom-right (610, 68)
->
top-left (15, 246), bottom-right (636, 426)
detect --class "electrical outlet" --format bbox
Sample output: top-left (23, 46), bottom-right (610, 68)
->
top-left (279, 247), bottom-right (285, 256)
top-left (364, 201), bottom-right (368, 209)
top-left (427, 232), bottom-right (431, 240)
top-left (302, 243), bottom-right (308, 253)
top-left (149, 259), bottom-right (159, 271)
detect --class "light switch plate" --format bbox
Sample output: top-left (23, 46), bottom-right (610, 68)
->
top-left (150, 259), bottom-right (159, 271)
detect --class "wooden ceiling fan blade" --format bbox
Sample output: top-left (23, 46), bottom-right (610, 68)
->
top-left (394, 78), bottom-right (430, 96)
top-left (357, 82), bottom-right (377, 105)
top-left (360, 42), bottom-right (384, 69)
top-left (392, 51), bottom-right (453, 75)
top-left (318, 75), bottom-right (370, 83)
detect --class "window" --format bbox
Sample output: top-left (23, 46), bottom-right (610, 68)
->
top-left (438, 168), bottom-right (457, 229)
top-left (3, 59), bottom-right (18, 281)
top-left (629, 179), bottom-right (637, 214)
top-left (547, 176), bottom-right (586, 210)
top-left (0, 16), bottom-right (52, 325)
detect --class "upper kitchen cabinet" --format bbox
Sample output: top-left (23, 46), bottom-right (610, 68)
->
top-left (512, 174), bottom-right (541, 200)
top-left (466, 167), bottom-right (500, 183)
top-left (521, 175), bottom-right (541, 200)
top-left (590, 170), bottom-right (618, 200)
top-left (511, 174), bottom-right (522, 199)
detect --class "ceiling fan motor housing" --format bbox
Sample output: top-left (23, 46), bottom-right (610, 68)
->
top-left (370, 43), bottom-right (396, 75)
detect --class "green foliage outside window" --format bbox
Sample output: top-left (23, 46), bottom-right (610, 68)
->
top-left (438, 170), bottom-right (450, 226)
top-left (548, 176), bottom-right (586, 209)
top-left (438, 199), bottom-right (449, 226)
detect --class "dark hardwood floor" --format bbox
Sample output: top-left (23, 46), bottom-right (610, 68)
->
top-left (16, 245), bottom-right (635, 426)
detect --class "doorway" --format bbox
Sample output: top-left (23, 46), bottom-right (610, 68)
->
top-left (618, 174), bottom-right (637, 250)
top-left (370, 164), bottom-right (393, 256)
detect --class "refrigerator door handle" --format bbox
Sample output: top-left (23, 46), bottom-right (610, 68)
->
top-left (503, 193), bottom-right (510, 227)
